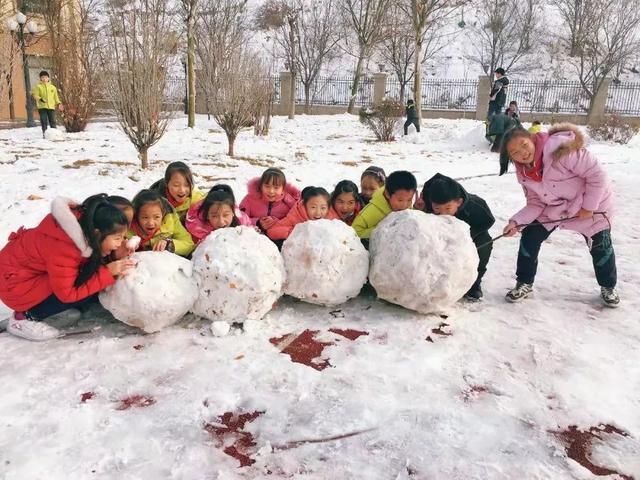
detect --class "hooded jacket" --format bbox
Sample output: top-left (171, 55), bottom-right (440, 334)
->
top-left (267, 200), bottom-right (340, 240)
top-left (239, 177), bottom-right (301, 226)
top-left (510, 123), bottom-right (614, 237)
top-left (351, 187), bottom-right (392, 239)
top-left (0, 197), bottom-right (115, 311)
top-left (185, 199), bottom-right (252, 244)
top-left (32, 82), bottom-right (61, 110)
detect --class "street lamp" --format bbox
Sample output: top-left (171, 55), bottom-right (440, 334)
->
top-left (6, 12), bottom-right (39, 128)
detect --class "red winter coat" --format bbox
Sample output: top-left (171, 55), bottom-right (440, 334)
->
top-left (267, 200), bottom-right (340, 240)
top-left (239, 177), bottom-right (301, 226)
top-left (0, 200), bottom-right (115, 312)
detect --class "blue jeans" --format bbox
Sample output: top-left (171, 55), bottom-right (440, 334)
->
top-left (26, 294), bottom-right (98, 321)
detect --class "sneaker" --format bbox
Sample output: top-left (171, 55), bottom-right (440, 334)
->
top-left (505, 282), bottom-right (533, 303)
top-left (600, 287), bottom-right (620, 308)
top-left (464, 283), bottom-right (483, 302)
top-left (7, 314), bottom-right (60, 341)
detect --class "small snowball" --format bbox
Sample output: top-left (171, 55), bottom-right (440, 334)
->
top-left (282, 219), bottom-right (369, 307)
top-left (192, 226), bottom-right (285, 323)
top-left (99, 251), bottom-right (198, 332)
top-left (211, 321), bottom-right (231, 337)
top-left (369, 210), bottom-right (478, 313)
top-left (126, 236), bottom-right (141, 250)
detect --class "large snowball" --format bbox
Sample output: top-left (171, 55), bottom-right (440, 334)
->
top-left (282, 219), bottom-right (369, 306)
top-left (99, 251), bottom-right (198, 332)
top-left (369, 210), bottom-right (478, 313)
top-left (192, 226), bottom-right (285, 322)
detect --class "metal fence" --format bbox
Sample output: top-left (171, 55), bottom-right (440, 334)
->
top-left (295, 76), bottom-right (374, 107)
top-left (386, 78), bottom-right (478, 111)
top-left (606, 82), bottom-right (640, 116)
top-left (507, 80), bottom-right (591, 114)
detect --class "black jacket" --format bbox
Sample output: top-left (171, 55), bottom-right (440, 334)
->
top-left (489, 76), bottom-right (509, 107)
top-left (406, 104), bottom-right (418, 120)
top-left (422, 173), bottom-right (495, 238)
top-left (487, 113), bottom-right (517, 137)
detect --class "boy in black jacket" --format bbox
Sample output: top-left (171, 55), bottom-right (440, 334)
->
top-left (488, 67), bottom-right (509, 118)
top-left (404, 99), bottom-right (420, 135)
top-left (421, 173), bottom-right (495, 301)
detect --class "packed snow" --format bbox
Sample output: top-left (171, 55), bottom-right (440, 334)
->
top-left (370, 211), bottom-right (478, 313)
top-left (99, 251), bottom-right (198, 333)
top-left (191, 226), bottom-right (285, 324)
top-left (282, 219), bottom-right (369, 307)
top-left (0, 114), bottom-right (639, 479)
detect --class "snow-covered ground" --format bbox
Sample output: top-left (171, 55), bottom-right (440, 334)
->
top-left (0, 115), bottom-right (639, 479)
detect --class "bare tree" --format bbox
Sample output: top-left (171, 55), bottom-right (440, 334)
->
top-left (465, 0), bottom-right (541, 81)
top-left (180, 0), bottom-right (199, 127)
top-left (104, 0), bottom-right (177, 169)
top-left (294, 0), bottom-right (342, 113)
top-left (209, 50), bottom-right (272, 156)
top-left (0, 5), bottom-right (19, 118)
top-left (552, 0), bottom-right (600, 57)
top-left (256, 0), bottom-right (301, 119)
top-left (340, 0), bottom-right (391, 114)
top-left (379, 4), bottom-right (414, 103)
top-left (400, 0), bottom-right (460, 122)
top-left (570, 0), bottom-right (640, 110)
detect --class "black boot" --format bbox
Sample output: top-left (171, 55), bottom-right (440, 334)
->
top-left (464, 279), bottom-right (483, 301)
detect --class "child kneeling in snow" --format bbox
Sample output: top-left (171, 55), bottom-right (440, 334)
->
top-left (267, 186), bottom-right (339, 241)
top-left (0, 195), bottom-right (135, 341)
top-left (239, 167), bottom-right (301, 233)
top-left (420, 173), bottom-right (495, 301)
top-left (149, 161), bottom-right (206, 224)
top-left (186, 184), bottom-right (251, 244)
top-left (129, 190), bottom-right (195, 257)
top-left (331, 180), bottom-right (363, 226)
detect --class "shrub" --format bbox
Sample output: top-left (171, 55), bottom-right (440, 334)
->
top-left (359, 99), bottom-right (405, 142)
top-left (588, 114), bottom-right (639, 144)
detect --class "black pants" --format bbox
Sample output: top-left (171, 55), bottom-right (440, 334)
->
top-left (472, 230), bottom-right (493, 287)
top-left (26, 294), bottom-right (97, 321)
top-left (38, 108), bottom-right (56, 132)
top-left (404, 118), bottom-right (420, 135)
top-left (487, 102), bottom-right (503, 118)
top-left (516, 222), bottom-right (617, 288)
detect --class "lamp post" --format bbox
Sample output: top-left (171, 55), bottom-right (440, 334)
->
top-left (6, 12), bottom-right (39, 127)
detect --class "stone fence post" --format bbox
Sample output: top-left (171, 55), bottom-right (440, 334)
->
top-left (279, 71), bottom-right (293, 116)
top-left (373, 72), bottom-right (388, 104)
top-left (475, 75), bottom-right (491, 120)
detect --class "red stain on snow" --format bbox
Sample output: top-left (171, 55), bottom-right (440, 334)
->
top-left (80, 392), bottom-right (95, 403)
top-left (204, 411), bottom-right (264, 467)
top-left (329, 328), bottom-right (369, 341)
top-left (553, 424), bottom-right (634, 479)
top-left (270, 330), bottom-right (333, 371)
top-left (115, 394), bottom-right (156, 410)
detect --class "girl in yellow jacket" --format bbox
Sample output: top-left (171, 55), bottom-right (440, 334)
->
top-left (128, 190), bottom-right (195, 257)
top-left (32, 70), bottom-right (62, 137)
top-left (149, 161), bottom-right (206, 224)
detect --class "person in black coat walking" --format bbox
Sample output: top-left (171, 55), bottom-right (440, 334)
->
top-left (404, 99), bottom-right (420, 135)
top-left (420, 173), bottom-right (495, 301)
top-left (488, 67), bottom-right (509, 118)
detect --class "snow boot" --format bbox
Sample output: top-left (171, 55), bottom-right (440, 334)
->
top-left (505, 282), bottom-right (533, 303)
top-left (7, 312), bottom-right (60, 341)
top-left (464, 281), bottom-right (483, 302)
top-left (600, 287), bottom-right (620, 308)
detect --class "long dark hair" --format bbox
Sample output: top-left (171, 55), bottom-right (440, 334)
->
top-left (75, 194), bottom-right (128, 286)
top-left (499, 127), bottom-right (531, 175)
top-left (301, 186), bottom-right (330, 205)
top-left (331, 180), bottom-right (362, 207)
top-left (198, 184), bottom-right (239, 226)
top-left (149, 161), bottom-right (195, 196)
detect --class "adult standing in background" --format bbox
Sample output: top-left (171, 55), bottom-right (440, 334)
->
top-left (488, 67), bottom-right (509, 118)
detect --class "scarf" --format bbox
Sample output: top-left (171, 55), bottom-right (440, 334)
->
top-left (166, 187), bottom-right (186, 208)
top-left (131, 219), bottom-right (160, 250)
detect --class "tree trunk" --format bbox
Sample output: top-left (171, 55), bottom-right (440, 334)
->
top-left (399, 82), bottom-right (406, 104)
top-left (288, 21), bottom-right (296, 120)
top-left (304, 83), bottom-right (311, 114)
top-left (187, 17), bottom-right (196, 128)
top-left (413, 36), bottom-right (423, 123)
top-left (348, 52), bottom-right (366, 114)
top-left (139, 147), bottom-right (149, 169)
top-left (227, 134), bottom-right (235, 156)
top-left (8, 81), bottom-right (15, 120)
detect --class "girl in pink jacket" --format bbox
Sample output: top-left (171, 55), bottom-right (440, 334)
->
top-left (239, 168), bottom-right (301, 233)
top-left (186, 185), bottom-right (251, 244)
top-left (500, 123), bottom-right (619, 307)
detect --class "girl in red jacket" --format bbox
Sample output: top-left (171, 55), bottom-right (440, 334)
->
top-left (331, 180), bottom-right (363, 226)
top-left (239, 167), bottom-right (301, 232)
top-left (185, 185), bottom-right (252, 244)
top-left (267, 186), bottom-right (339, 241)
top-left (0, 195), bottom-right (135, 341)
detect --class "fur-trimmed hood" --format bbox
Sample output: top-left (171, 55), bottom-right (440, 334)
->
top-left (546, 123), bottom-right (587, 161)
top-left (50, 197), bottom-right (92, 257)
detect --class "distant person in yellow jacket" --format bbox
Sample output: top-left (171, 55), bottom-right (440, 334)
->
top-left (32, 71), bottom-right (63, 137)
top-left (528, 120), bottom-right (542, 134)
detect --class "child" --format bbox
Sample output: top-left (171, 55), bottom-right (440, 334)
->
top-left (528, 120), bottom-right (542, 134)
top-left (0, 194), bottom-right (135, 341)
top-left (107, 195), bottom-right (134, 225)
top-left (352, 170), bottom-right (417, 240)
top-left (129, 189), bottom-right (195, 257)
top-left (32, 70), bottom-right (63, 138)
top-left (186, 185), bottom-right (251, 244)
top-left (239, 167), bottom-right (301, 232)
top-left (404, 99), bottom-right (420, 135)
top-left (487, 112), bottom-right (518, 153)
top-left (267, 186), bottom-right (339, 241)
top-left (420, 173), bottom-right (495, 301)
top-left (505, 100), bottom-right (520, 123)
top-left (149, 161), bottom-right (205, 224)
top-left (331, 180), bottom-right (363, 226)
top-left (500, 124), bottom-right (619, 307)
top-left (488, 67), bottom-right (509, 118)
top-left (360, 166), bottom-right (386, 204)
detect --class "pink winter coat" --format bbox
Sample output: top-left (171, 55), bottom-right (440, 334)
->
top-left (511, 123), bottom-right (614, 238)
top-left (239, 177), bottom-right (301, 227)
top-left (267, 200), bottom-right (340, 240)
top-left (185, 199), bottom-right (252, 244)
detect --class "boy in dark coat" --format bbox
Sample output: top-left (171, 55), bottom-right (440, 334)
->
top-left (487, 112), bottom-right (517, 152)
top-left (404, 99), bottom-right (420, 135)
top-left (488, 68), bottom-right (509, 118)
top-left (421, 173), bottom-right (495, 301)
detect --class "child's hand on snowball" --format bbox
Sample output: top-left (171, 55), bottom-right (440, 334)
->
top-left (259, 216), bottom-right (276, 229)
top-left (107, 259), bottom-right (136, 277)
top-left (153, 240), bottom-right (168, 252)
